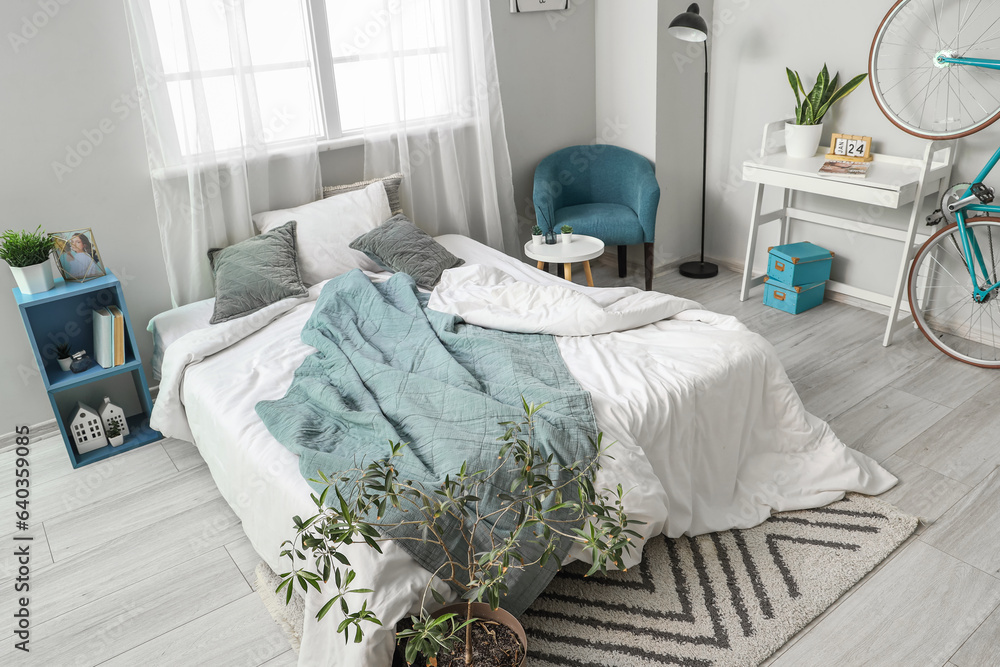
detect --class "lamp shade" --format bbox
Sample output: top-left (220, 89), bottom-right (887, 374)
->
top-left (668, 3), bottom-right (708, 42)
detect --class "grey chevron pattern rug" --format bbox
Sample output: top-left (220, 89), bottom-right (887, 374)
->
top-left (521, 493), bottom-right (917, 667)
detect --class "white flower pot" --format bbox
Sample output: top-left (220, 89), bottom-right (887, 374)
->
top-left (531, 235), bottom-right (543, 246)
top-left (109, 435), bottom-right (124, 447)
top-left (57, 357), bottom-right (73, 372)
top-left (785, 122), bottom-right (824, 159)
top-left (10, 260), bottom-right (55, 295)
top-left (561, 234), bottom-right (573, 244)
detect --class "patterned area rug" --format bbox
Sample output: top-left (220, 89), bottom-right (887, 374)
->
top-left (256, 494), bottom-right (916, 666)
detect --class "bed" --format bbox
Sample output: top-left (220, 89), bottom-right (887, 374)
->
top-left (149, 233), bottom-right (895, 667)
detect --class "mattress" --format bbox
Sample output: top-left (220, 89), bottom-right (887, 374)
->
top-left (151, 234), bottom-right (895, 666)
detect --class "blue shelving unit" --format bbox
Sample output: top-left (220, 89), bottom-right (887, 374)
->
top-left (13, 270), bottom-right (162, 468)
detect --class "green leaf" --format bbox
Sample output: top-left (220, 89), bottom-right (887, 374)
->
top-left (786, 67), bottom-right (801, 108)
top-left (814, 72), bottom-right (868, 124)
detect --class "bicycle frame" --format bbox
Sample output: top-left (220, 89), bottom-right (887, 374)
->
top-left (937, 55), bottom-right (1000, 301)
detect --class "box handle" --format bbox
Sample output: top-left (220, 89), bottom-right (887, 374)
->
top-left (774, 261), bottom-right (785, 272)
top-left (773, 291), bottom-right (785, 301)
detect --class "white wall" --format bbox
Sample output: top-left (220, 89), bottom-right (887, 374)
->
top-left (596, 0), bottom-right (658, 161)
top-left (0, 0), bottom-right (171, 429)
top-left (706, 0), bottom-right (1000, 295)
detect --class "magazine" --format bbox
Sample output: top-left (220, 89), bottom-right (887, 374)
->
top-left (818, 160), bottom-right (871, 178)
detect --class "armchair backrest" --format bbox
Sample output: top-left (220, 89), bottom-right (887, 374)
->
top-left (533, 145), bottom-right (659, 233)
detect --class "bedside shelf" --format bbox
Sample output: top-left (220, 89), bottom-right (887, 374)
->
top-left (13, 270), bottom-right (162, 468)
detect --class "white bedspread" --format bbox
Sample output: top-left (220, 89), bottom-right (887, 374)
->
top-left (150, 234), bottom-right (895, 667)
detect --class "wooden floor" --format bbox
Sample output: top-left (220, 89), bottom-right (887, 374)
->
top-left (5, 261), bottom-right (1000, 666)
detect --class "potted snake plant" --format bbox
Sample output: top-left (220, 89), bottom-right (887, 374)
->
top-left (1, 226), bottom-right (56, 295)
top-left (785, 64), bottom-right (868, 158)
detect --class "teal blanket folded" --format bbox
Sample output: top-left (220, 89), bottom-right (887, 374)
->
top-left (256, 270), bottom-right (597, 615)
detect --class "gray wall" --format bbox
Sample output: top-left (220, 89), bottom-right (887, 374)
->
top-left (491, 0), bottom-right (598, 229)
top-left (0, 0), bottom-right (599, 432)
top-left (705, 0), bottom-right (1000, 294)
top-left (0, 0), bottom-right (170, 430)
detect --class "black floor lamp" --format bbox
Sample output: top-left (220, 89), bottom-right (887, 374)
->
top-left (669, 3), bottom-right (718, 279)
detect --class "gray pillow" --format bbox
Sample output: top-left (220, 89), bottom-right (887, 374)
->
top-left (207, 221), bottom-right (308, 324)
top-left (323, 173), bottom-right (403, 216)
top-left (349, 215), bottom-right (464, 289)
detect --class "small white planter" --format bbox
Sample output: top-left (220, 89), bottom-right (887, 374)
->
top-left (57, 357), bottom-right (73, 372)
top-left (109, 435), bottom-right (125, 447)
top-left (561, 233), bottom-right (573, 244)
top-left (784, 122), bottom-right (824, 159)
top-left (531, 234), bottom-right (543, 246)
top-left (10, 261), bottom-right (55, 295)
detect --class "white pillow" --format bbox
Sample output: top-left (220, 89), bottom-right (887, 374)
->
top-left (252, 181), bottom-right (391, 286)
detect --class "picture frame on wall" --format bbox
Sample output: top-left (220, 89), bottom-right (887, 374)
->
top-left (51, 228), bottom-right (106, 283)
top-left (510, 0), bottom-right (569, 13)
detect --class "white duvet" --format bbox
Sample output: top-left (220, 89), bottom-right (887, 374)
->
top-left (150, 235), bottom-right (895, 667)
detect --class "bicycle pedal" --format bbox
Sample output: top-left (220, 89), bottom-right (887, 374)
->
top-left (926, 209), bottom-right (944, 226)
top-left (972, 182), bottom-right (995, 204)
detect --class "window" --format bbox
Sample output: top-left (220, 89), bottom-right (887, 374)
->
top-left (147, 0), bottom-right (455, 160)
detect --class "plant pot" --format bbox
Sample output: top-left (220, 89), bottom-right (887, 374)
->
top-left (784, 122), bottom-right (824, 159)
top-left (531, 235), bottom-right (543, 246)
top-left (10, 260), bottom-right (55, 295)
top-left (57, 357), bottom-right (73, 372)
top-left (561, 234), bottom-right (573, 244)
top-left (109, 435), bottom-right (124, 447)
top-left (430, 602), bottom-right (527, 667)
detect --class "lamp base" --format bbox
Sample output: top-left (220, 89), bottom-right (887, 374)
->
top-left (679, 260), bottom-right (718, 279)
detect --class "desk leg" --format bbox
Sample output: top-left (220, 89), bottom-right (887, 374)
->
top-left (779, 188), bottom-right (791, 245)
top-left (564, 263), bottom-right (572, 282)
top-left (740, 182), bottom-right (766, 301)
top-left (583, 261), bottom-right (594, 287)
top-left (883, 142), bottom-right (936, 347)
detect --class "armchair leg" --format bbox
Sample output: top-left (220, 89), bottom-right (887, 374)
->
top-left (644, 243), bottom-right (654, 291)
top-left (617, 246), bottom-right (627, 278)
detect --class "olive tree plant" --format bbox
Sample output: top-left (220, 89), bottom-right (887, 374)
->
top-left (278, 400), bottom-right (642, 666)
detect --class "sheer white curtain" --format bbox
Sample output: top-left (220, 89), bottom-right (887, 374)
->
top-left (124, 0), bottom-right (322, 306)
top-left (326, 0), bottom-right (518, 253)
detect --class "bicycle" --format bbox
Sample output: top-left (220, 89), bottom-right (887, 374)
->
top-left (870, 0), bottom-right (1000, 367)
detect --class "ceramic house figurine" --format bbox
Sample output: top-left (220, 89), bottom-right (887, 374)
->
top-left (98, 396), bottom-right (129, 438)
top-left (69, 402), bottom-right (107, 453)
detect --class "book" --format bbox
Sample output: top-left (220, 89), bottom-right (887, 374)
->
top-left (818, 160), bottom-right (871, 178)
top-left (92, 308), bottom-right (114, 369)
top-left (108, 305), bottom-right (125, 366)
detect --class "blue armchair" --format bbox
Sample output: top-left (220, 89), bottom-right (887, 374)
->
top-left (533, 145), bottom-right (660, 290)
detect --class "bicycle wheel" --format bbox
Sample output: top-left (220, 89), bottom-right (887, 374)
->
top-left (909, 217), bottom-right (1000, 367)
top-left (870, 0), bottom-right (1000, 140)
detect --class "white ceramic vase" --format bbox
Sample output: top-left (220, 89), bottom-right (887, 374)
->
top-left (561, 233), bottom-right (573, 244)
top-left (531, 235), bottom-right (543, 246)
top-left (785, 122), bottom-right (824, 159)
top-left (10, 260), bottom-right (56, 295)
top-left (57, 357), bottom-right (73, 372)
top-left (109, 435), bottom-right (125, 447)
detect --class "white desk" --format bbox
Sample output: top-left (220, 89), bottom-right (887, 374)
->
top-left (740, 120), bottom-right (955, 346)
top-left (524, 235), bottom-right (605, 286)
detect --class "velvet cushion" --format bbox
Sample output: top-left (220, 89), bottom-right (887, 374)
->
top-left (349, 214), bottom-right (464, 289)
top-left (207, 221), bottom-right (307, 324)
top-left (554, 203), bottom-right (644, 246)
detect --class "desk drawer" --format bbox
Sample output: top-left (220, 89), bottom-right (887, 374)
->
top-left (743, 163), bottom-right (905, 208)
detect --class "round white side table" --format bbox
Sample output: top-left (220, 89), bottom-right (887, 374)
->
top-left (523, 235), bottom-right (605, 286)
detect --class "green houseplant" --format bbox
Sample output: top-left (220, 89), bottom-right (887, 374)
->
top-left (560, 225), bottom-right (573, 244)
top-left (0, 226), bottom-right (56, 295)
top-left (531, 224), bottom-right (544, 247)
top-left (105, 421), bottom-right (124, 447)
top-left (55, 343), bottom-right (74, 372)
top-left (784, 64), bottom-right (868, 158)
top-left (279, 401), bottom-right (640, 667)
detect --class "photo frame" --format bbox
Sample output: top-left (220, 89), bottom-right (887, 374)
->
top-left (510, 0), bottom-right (569, 12)
top-left (51, 228), bottom-right (106, 283)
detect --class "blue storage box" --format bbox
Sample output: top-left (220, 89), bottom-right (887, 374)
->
top-left (763, 277), bottom-right (825, 314)
top-left (767, 242), bottom-right (834, 286)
